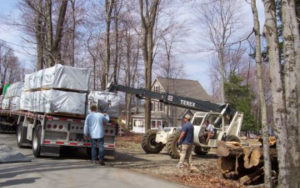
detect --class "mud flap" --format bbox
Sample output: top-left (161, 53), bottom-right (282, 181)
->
top-left (40, 146), bottom-right (61, 157)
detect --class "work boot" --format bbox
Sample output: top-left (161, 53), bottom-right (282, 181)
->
top-left (99, 160), bottom-right (105, 166)
top-left (176, 163), bottom-right (184, 169)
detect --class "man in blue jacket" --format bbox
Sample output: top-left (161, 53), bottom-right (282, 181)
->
top-left (84, 105), bottom-right (109, 165)
top-left (177, 114), bottom-right (194, 169)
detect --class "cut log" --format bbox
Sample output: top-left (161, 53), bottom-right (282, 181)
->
top-left (243, 147), bottom-right (261, 169)
top-left (217, 141), bottom-right (230, 157)
top-left (239, 167), bottom-right (264, 185)
top-left (216, 141), bottom-right (243, 157)
top-left (217, 138), bottom-right (278, 185)
top-left (258, 136), bottom-right (276, 147)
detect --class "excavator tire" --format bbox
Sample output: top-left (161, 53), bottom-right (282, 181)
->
top-left (225, 135), bottom-right (240, 142)
top-left (194, 145), bottom-right (209, 155)
top-left (166, 131), bottom-right (180, 159)
top-left (141, 130), bottom-right (164, 154)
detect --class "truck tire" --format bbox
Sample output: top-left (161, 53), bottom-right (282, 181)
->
top-left (166, 132), bottom-right (180, 159)
top-left (225, 135), bottom-right (240, 142)
top-left (32, 124), bottom-right (42, 158)
top-left (17, 124), bottom-right (27, 148)
top-left (194, 145), bottom-right (209, 155)
top-left (141, 130), bottom-right (164, 154)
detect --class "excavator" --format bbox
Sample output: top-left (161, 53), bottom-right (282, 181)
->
top-left (107, 83), bottom-right (243, 158)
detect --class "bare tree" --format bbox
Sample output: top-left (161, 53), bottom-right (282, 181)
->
top-left (139, 0), bottom-right (160, 131)
top-left (0, 43), bottom-right (23, 85)
top-left (250, 0), bottom-right (272, 187)
top-left (195, 0), bottom-right (243, 103)
top-left (44, 0), bottom-right (68, 67)
top-left (112, 0), bottom-right (123, 84)
top-left (27, 0), bottom-right (44, 70)
top-left (263, 0), bottom-right (288, 187)
top-left (101, 0), bottom-right (115, 90)
top-left (281, 0), bottom-right (300, 186)
top-left (70, 0), bottom-right (76, 66)
top-left (123, 32), bottom-right (140, 129)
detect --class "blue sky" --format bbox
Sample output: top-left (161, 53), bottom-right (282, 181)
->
top-left (0, 0), bottom-right (265, 95)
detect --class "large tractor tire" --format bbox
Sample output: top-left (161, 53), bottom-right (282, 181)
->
top-left (194, 145), bottom-right (209, 156)
top-left (225, 135), bottom-right (240, 142)
top-left (166, 131), bottom-right (180, 159)
top-left (141, 130), bottom-right (164, 154)
top-left (32, 124), bottom-right (42, 157)
top-left (17, 123), bottom-right (27, 148)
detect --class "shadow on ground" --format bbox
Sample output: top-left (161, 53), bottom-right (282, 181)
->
top-left (0, 177), bottom-right (40, 187)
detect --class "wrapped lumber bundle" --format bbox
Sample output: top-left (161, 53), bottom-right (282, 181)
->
top-left (1, 82), bottom-right (24, 110)
top-left (20, 64), bottom-right (91, 116)
top-left (88, 91), bottom-right (120, 117)
top-left (23, 64), bottom-right (91, 92)
top-left (20, 90), bottom-right (86, 115)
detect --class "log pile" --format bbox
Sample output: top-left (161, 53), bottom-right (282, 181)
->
top-left (216, 138), bottom-right (278, 185)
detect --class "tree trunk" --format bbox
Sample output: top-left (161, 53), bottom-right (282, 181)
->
top-left (251, 0), bottom-right (272, 187)
top-left (113, 0), bottom-right (121, 85)
top-left (218, 48), bottom-right (225, 103)
top-left (45, 0), bottom-right (53, 67)
top-left (34, 0), bottom-right (44, 70)
top-left (70, 0), bottom-right (76, 67)
top-left (281, 0), bottom-right (300, 187)
top-left (52, 0), bottom-right (68, 66)
top-left (102, 0), bottom-right (114, 90)
top-left (139, 0), bottom-right (160, 131)
top-left (263, 0), bottom-right (289, 187)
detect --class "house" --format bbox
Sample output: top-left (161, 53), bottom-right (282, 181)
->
top-left (131, 77), bottom-right (213, 133)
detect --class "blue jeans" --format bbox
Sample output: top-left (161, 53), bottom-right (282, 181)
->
top-left (90, 137), bottom-right (104, 161)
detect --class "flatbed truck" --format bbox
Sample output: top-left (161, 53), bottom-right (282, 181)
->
top-left (0, 109), bottom-right (116, 158)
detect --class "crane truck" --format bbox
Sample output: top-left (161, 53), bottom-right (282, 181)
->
top-left (107, 83), bottom-right (243, 158)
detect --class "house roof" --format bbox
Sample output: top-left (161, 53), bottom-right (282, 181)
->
top-left (155, 77), bottom-right (213, 102)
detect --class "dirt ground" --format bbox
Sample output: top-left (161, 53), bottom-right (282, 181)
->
top-left (109, 134), bottom-right (253, 188)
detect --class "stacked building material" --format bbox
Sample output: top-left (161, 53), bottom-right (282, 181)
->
top-left (20, 64), bottom-right (91, 116)
top-left (1, 82), bottom-right (24, 110)
top-left (24, 64), bottom-right (90, 92)
top-left (88, 91), bottom-right (121, 118)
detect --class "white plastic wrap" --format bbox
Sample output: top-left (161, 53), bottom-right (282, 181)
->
top-left (23, 64), bottom-right (91, 92)
top-left (0, 95), bottom-right (3, 109)
top-left (10, 97), bottom-right (21, 111)
top-left (4, 82), bottom-right (24, 98)
top-left (88, 91), bottom-right (120, 117)
top-left (20, 90), bottom-right (87, 115)
top-left (1, 98), bottom-right (10, 110)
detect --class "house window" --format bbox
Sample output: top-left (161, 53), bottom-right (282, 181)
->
top-left (154, 86), bottom-right (160, 93)
top-left (133, 119), bottom-right (144, 128)
top-left (157, 120), bottom-right (161, 127)
top-left (158, 102), bottom-right (164, 111)
top-left (151, 120), bottom-right (156, 128)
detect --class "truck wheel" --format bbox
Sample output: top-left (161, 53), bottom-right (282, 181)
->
top-left (225, 135), bottom-right (240, 142)
top-left (166, 132), bottom-right (180, 159)
top-left (17, 124), bottom-right (27, 148)
top-left (194, 145), bottom-right (209, 155)
top-left (32, 124), bottom-right (42, 158)
top-left (141, 130), bottom-right (164, 154)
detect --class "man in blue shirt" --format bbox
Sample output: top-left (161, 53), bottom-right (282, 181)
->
top-left (177, 114), bottom-right (194, 168)
top-left (84, 105), bottom-right (110, 165)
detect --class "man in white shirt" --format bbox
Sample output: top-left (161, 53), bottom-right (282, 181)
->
top-left (84, 105), bottom-right (109, 165)
top-left (205, 120), bottom-right (214, 143)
